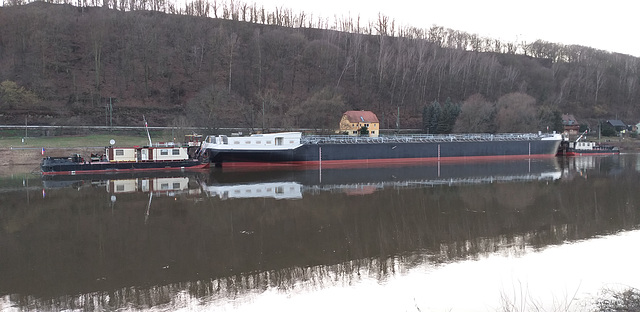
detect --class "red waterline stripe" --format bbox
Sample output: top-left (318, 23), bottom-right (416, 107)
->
top-left (572, 152), bottom-right (621, 156)
top-left (41, 164), bottom-right (210, 175)
top-left (219, 154), bottom-right (556, 168)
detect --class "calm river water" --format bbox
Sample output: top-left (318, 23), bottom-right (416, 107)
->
top-left (1, 155), bottom-right (640, 311)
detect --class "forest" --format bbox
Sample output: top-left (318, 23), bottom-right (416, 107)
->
top-left (0, 0), bottom-right (639, 133)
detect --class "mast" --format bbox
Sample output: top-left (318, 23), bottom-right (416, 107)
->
top-left (143, 115), bottom-right (152, 146)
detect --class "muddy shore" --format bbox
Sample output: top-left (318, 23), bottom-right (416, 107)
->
top-left (0, 147), bottom-right (102, 175)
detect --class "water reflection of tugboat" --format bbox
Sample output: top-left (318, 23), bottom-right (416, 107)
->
top-left (41, 171), bottom-right (204, 197)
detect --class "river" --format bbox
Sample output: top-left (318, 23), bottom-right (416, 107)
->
top-left (1, 155), bottom-right (639, 311)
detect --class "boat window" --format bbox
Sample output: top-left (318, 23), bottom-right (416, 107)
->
top-left (173, 183), bottom-right (181, 189)
top-left (160, 149), bottom-right (169, 156)
top-left (275, 137), bottom-right (283, 146)
top-left (115, 149), bottom-right (124, 156)
top-left (116, 185), bottom-right (125, 192)
top-left (172, 149), bottom-right (180, 155)
top-left (220, 135), bottom-right (228, 144)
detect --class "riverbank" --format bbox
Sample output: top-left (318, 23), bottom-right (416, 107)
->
top-left (0, 134), bottom-right (170, 172)
top-left (0, 147), bottom-right (104, 175)
top-left (1, 134), bottom-right (639, 170)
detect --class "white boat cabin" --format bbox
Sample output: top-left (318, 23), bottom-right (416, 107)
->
top-left (202, 132), bottom-right (302, 150)
top-left (106, 145), bottom-right (190, 162)
top-left (573, 141), bottom-right (596, 150)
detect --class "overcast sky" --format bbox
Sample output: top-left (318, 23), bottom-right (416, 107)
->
top-left (252, 0), bottom-right (638, 57)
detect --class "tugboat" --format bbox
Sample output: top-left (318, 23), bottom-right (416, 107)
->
top-left (556, 130), bottom-right (620, 156)
top-left (40, 120), bottom-right (209, 175)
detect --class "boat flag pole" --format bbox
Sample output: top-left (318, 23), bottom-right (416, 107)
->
top-left (143, 115), bottom-right (153, 146)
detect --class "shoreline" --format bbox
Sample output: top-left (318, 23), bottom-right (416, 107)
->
top-left (0, 147), bottom-right (102, 176)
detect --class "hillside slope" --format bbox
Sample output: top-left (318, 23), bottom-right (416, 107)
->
top-left (1, 2), bottom-right (639, 130)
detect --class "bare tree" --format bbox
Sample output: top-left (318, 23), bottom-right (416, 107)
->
top-left (495, 92), bottom-right (537, 133)
top-left (453, 93), bottom-right (495, 133)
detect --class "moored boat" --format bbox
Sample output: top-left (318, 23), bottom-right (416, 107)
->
top-left (40, 144), bottom-right (209, 175)
top-left (200, 131), bottom-right (563, 168)
top-left (555, 130), bottom-right (620, 156)
top-left (556, 140), bottom-right (620, 156)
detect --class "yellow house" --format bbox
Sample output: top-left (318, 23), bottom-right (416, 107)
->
top-left (339, 110), bottom-right (380, 137)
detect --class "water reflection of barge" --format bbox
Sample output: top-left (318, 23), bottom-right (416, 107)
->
top-left (41, 159), bottom-right (561, 199)
top-left (202, 159), bottom-right (561, 199)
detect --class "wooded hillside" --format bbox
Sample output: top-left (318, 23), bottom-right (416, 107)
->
top-left (0, 1), bottom-right (638, 132)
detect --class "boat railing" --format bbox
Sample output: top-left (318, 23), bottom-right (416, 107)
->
top-left (301, 133), bottom-right (554, 144)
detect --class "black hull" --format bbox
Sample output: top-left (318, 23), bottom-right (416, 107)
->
top-left (41, 158), bottom-right (208, 175)
top-left (207, 139), bottom-right (561, 166)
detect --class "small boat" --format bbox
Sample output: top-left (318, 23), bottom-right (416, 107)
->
top-left (41, 119), bottom-right (209, 175)
top-left (40, 144), bottom-right (209, 175)
top-left (556, 131), bottom-right (620, 156)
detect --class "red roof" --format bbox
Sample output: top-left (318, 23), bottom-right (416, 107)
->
top-left (343, 111), bottom-right (379, 123)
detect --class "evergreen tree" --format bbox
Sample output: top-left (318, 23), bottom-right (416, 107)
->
top-left (423, 100), bottom-right (441, 134)
top-left (601, 122), bottom-right (616, 137)
top-left (436, 98), bottom-right (460, 134)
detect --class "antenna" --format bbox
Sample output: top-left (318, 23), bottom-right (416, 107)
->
top-left (143, 115), bottom-right (152, 146)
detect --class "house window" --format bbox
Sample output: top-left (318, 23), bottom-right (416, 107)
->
top-left (172, 149), bottom-right (180, 155)
top-left (371, 131), bottom-right (375, 134)
top-left (115, 149), bottom-right (124, 156)
top-left (160, 149), bottom-right (169, 156)
top-left (353, 131), bottom-right (357, 134)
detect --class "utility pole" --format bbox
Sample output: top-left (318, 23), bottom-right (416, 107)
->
top-left (396, 106), bottom-right (400, 134)
top-left (109, 97), bottom-right (113, 131)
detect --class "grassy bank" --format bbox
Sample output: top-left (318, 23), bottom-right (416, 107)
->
top-left (0, 133), bottom-right (176, 148)
top-left (0, 134), bottom-right (179, 171)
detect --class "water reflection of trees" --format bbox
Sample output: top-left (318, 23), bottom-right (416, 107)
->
top-left (2, 158), bottom-right (640, 310)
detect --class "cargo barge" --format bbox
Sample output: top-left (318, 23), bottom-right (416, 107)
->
top-left (200, 132), bottom-right (563, 168)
